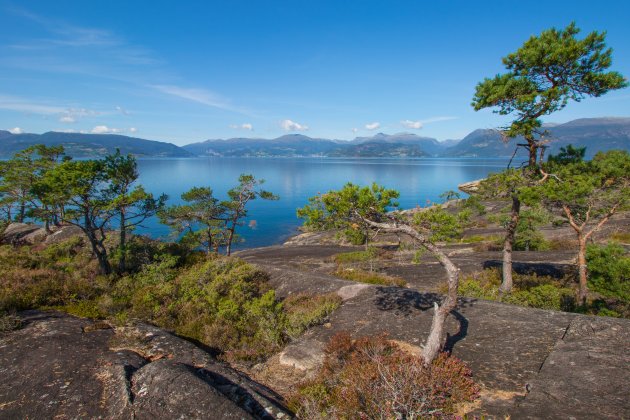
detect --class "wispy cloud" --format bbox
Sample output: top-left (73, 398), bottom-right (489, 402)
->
top-left (2, 7), bottom-right (251, 132)
top-left (0, 94), bottom-right (66, 114)
top-left (280, 119), bottom-right (309, 131)
top-left (365, 122), bottom-right (380, 130)
top-left (420, 116), bottom-right (458, 124)
top-left (151, 84), bottom-right (241, 113)
top-left (8, 127), bottom-right (23, 134)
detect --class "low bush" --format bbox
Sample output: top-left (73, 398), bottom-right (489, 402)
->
top-left (586, 242), bottom-right (630, 301)
top-left (333, 267), bottom-right (406, 287)
top-left (107, 255), bottom-right (285, 362)
top-left (1, 238), bottom-right (343, 363)
top-left (456, 269), bottom-right (576, 312)
top-left (289, 333), bottom-right (479, 419)
top-left (504, 284), bottom-right (575, 311)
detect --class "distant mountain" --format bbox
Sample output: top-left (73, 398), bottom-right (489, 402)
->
top-left (444, 117), bottom-right (630, 159)
top-left (349, 133), bottom-right (447, 156)
top-left (184, 132), bottom-right (451, 157)
top-left (0, 131), bottom-right (193, 158)
top-left (2, 117), bottom-right (628, 159)
top-left (183, 134), bottom-right (342, 157)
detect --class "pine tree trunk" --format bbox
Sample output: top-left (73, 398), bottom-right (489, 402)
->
top-left (118, 210), bottom-right (127, 273)
top-left (18, 201), bottom-right (25, 223)
top-left (577, 235), bottom-right (588, 305)
top-left (528, 141), bottom-right (538, 168)
top-left (420, 241), bottom-right (460, 366)
top-left (84, 212), bottom-right (112, 275)
top-left (226, 225), bottom-right (236, 256)
top-left (500, 194), bottom-right (520, 294)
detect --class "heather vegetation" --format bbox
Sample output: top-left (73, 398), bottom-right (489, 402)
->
top-left (0, 235), bottom-right (341, 363)
top-left (289, 333), bottom-right (479, 419)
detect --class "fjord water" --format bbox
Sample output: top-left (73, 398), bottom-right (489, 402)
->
top-left (136, 157), bottom-right (509, 249)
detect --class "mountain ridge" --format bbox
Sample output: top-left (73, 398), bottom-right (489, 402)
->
top-left (1, 117), bottom-right (628, 158)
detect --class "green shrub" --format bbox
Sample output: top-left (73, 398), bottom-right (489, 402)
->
top-left (462, 195), bottom-right (486, 215)
top-left (504, 284), bottom-right (575, 311)
top-left (108, 255), bottom-right (286, 363)
top-left (290, 333), bottom-right (479, 419)
top-left (586, 242), bottom-right (630, 301)
top-left (456, 269), bottom-right (577, 312)
top-left (0, 239), bottom-right (341, 362)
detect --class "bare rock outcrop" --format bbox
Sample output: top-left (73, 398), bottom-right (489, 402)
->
top-left (0, 311), bottom-right (290, 419)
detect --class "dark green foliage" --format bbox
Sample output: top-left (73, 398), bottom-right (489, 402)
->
top-left (472, 23), bottom-right (627, 166)
top-left (514, 207), bottom-right (552, 251)
top-left (586, 242), bottom-right (630, 301)
top-left (504, 284), bottom-right (575, 312)
top-left (297, 182), bottom-right (399, 247)
top-left (413, 206), bottom-right (467, 242)
top-left (290, 333), bottom-right (479, 419)
top-left (105, 149), bottom-right (167, 273)
top-left (548, 144), bottom-right (587, 165)
top-left (161, 174), bottom-right (277, 255)
top-left (160, 186), bottom-right (227, 253)
top-left (461, 195), bottom-right (486, 215)
top-left (0, 145), bottom-right (66, 224)
top-left (524, 151), bottom-right (630, 242)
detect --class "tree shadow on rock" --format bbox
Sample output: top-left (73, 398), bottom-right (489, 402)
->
top-left (444, 310), bottom-right (468, 353)
top-left (483, 260), bottom-right (572, 279)
top-left (374, 287), bottom-right (477, 316)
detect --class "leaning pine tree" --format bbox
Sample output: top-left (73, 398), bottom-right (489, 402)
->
top-left (298, 183), bottom-right (465, 365)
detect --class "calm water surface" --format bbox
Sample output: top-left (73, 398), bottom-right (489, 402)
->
top-left (136, 157), bottom-right (509, 249)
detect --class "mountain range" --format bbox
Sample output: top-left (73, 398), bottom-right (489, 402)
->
top-left (1, 117), bottom-right (629, 159)
top-left (0, 131), bottom-right (193, 158)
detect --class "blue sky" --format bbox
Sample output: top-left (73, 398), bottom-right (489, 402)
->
top-left (1, 1), bottom-right (629, 145)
